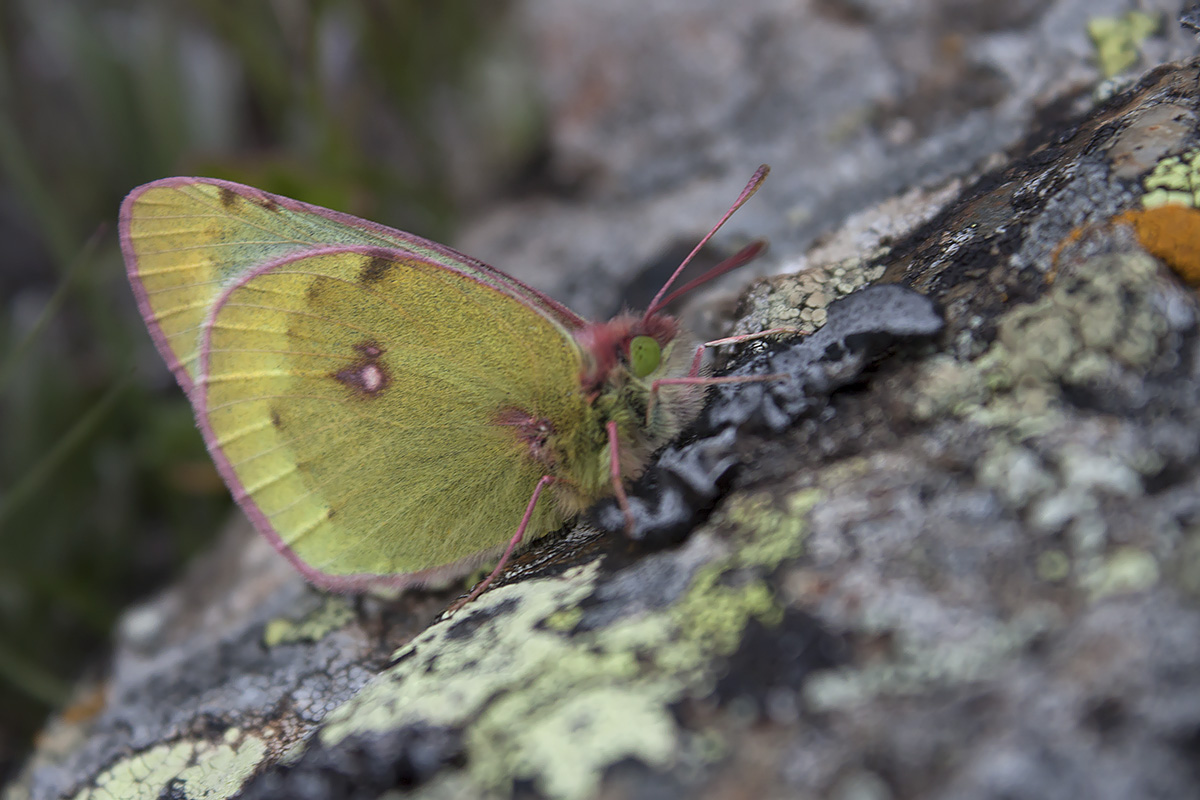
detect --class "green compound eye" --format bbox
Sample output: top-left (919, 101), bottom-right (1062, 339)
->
top-left (628, 335), bottom-right (661, 378)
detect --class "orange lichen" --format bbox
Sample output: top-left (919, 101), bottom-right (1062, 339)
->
top-left (1048, 224), bottom-right (1092, 283)
top-left (1118, 205), bottom-right (1200, 287)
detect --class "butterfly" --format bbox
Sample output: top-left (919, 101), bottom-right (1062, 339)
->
top-left (119, 166), bottom-right (769, 609)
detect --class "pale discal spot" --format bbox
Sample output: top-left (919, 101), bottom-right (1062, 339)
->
top-left (361, 364), bottom-right (384, 393)
top-left (333, 340), bottom-right (390, 398)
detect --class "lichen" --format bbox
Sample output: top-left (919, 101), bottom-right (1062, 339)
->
top-left (730, 259), bottom-right (886, 338)
top-left (1080, 546), bottom-right (1160, 599)
top-left (804, 605), bottom-right (1061, 711)
top-left (1141, 148), bottom-right (1200, 209)
top-left (1170, 526), bottom-right (1200, 601)
top-left (310, 486), bottom-right (823, 799)
top-left (1086, 11), bottom-right (1161, 78)
top-left (948, 250), bottom-right (1169, 431)
top-left (262, 594), bottom-right (355, 647)
top-left (907, 246), bottom-right (1175, 605)
top-left (1119, 205), bottom-right (1200, 287)
top-left (68, 734), bottom-right (267, 800)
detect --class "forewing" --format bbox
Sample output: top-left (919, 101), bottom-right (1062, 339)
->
top-left (120, 177), bottom-right (583, 398)
top-left (198, 246), bottom-right (587, 587)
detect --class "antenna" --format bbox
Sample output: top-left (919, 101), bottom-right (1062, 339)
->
top-left (643, 164), bottom-right (769, 319)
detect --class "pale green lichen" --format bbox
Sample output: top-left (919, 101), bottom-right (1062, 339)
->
top-left (721, 489), bottom-right (818, 569)
top-left (804, 604), bottom-right (1061, 711)
top-left (1142, 148), bottom-right (1200, 209)
top-left (975, 441), bottom-right (1057, 510)
top-left (919, 251), bottom-right (1168, 437)
top-left (672, 569), bottom-right (781, 657)
top-left (1080, 546), bottom-right (1160, 599)
top-left (1037, 550), bottom-right (1072, 583)
top-left (313, 487), bottom-right (822, 800)
top-left (1170, 527), bottom-right (1200, 600)
top-left (543, 606), bottom-right (584, 632)
top-left (470, 686), bottom-right (677, 800)
top-left (730, 259), bottom-right (886, 338)
top-left (889, 245), bottom-right (1176, 680)
top-left (262, 594), bottom-right (355, 647)
top-left (1086, 11), bottom-right (1161, 78)
top-left (69, 734), bottom-right (267, 800)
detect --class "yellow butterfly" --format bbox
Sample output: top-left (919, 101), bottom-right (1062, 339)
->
top-left (120, 167), bottom-right (768, 606)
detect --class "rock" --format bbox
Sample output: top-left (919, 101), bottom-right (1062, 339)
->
top-left (10, 2), bottom-right (1200, 799)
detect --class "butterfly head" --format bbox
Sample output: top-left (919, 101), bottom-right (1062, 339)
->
top-left (576, 311), bottom-right (684, 394)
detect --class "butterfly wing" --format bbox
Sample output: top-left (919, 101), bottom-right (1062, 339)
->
top-left (120, 177), bottom-right (584, 399)
top-left (197, 245), bottom-right (589, 588)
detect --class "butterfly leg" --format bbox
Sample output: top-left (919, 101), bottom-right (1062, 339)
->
top-left (645, 369), bottom-right (787, 425)
top-left (704, 327), bottom-right (806, 348)
top-left (645, 325), bottom-right (804, 424)
top-left (447, 474), bottom-right (556, 614)
top-left (607, 420), bottom-right (636, 533)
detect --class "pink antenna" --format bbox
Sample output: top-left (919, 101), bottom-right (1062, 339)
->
top-left (643, 164), bottom-right (770, 319)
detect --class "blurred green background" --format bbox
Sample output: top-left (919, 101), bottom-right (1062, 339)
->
top-left (0, 0), bottom-right (538, 780)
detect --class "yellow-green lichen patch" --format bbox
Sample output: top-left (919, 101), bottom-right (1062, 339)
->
top-left (1086, 11), bottom-right (1160, 78)
top-left (70, 734), bottom-right (267, 800)
top-left (262, 594), bottom-right (355, 647)
top-left (312, 490), bottom-right (823, 799)
top-left (904, 247), bottom-right (1179, 604)
top-left (922, 251), bottom-right (1170, 435)
top-left (469, 685), bottom-right (677, 800)
top-left (1037, 550), bottom-right (1072, 583)
top-left (720, 489), bottom-right (819, 568)
top-left (671, 569), bottom-right (781, 660)
top-left (1142, 148), bottom-right (1200, 209)
top-left (1080, 546), bottom-right (1160, 599)
top-left (320, 562), bottom-right (607, 742)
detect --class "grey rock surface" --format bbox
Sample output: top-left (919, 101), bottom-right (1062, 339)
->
top-left (8, 2), bottom-right (1200, 799)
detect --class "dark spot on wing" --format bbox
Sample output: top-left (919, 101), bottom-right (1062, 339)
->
top-left (253, 194), bottom-right (280, 212)
top-left (218, 186), bottom-right (238, 208)
top-left (270, 409), bottom-right (283, 428)
top-left (306, 276), bottom-right (329, 303)
top-left (495, 407), bottom-right (557, 467)
top-left (360, 255), bottom-right (392, 284)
